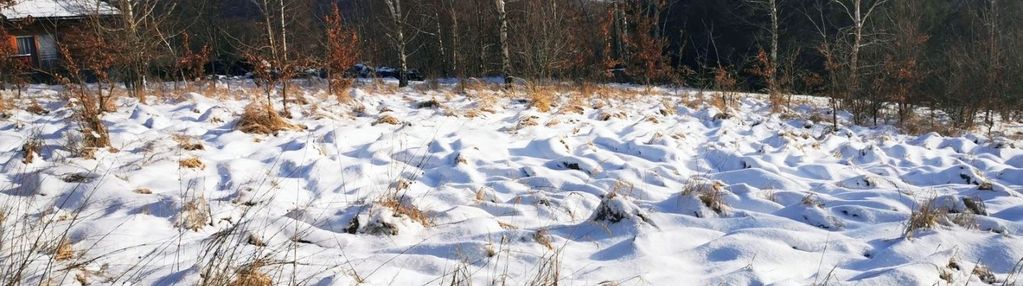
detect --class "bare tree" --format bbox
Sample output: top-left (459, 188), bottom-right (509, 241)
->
top-left (98, 0), bottom-right (181, 102)
top-left (873, 0), bottom-right (927, 125)
top-left (807, 0), bottom-right (887, 128)
top-left (834, 0), bottom-right (887, 123)
top-left (512, 0), bottom-right (584, 80)
top-left (443, 0), bottom-right (461, 78)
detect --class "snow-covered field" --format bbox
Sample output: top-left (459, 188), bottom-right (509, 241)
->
top-left (2, 81), bottom-right (1023, 285)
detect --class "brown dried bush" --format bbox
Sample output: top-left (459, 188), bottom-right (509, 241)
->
top-left (237, 101), bottom-right (298, 135)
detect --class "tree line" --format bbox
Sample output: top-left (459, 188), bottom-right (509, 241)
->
top-left (2, 0), bottom-right (1022, 131)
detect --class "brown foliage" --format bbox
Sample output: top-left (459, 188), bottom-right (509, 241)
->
top-left (713, 66), bottom-right (738, 111)
top-left (59, 25), bottom-right (121, 151)
top-left (176, 33), bottom-right (212, 82)
top-left (0, 24), bottom-right (31, 89)
top-left (599, 1), bottom-right (675, 84)
top-left (750, 49), bottom-right (784, 112)
top-left (325, 4), bottom-right (360, 102)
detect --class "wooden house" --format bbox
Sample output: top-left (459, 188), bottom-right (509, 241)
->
top-left (1, 0), bottom-right (118, 71)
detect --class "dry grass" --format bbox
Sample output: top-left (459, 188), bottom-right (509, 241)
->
top-left (698, 191), bottom-right (727, 215)
top-left (949, 212), bottom-right (977, 229)
top-left (0, 96), bottom-right (9, 117)
top-left (229, 261), bottom-right (272, 286)
top-left (596, 110), bottom-right (627, 121)
top-left (416, 98), bottom-right (442, 109)
top-left (473, 188), bottom-right (492, 204)
top-left (25, 100), bottom-right (47, 115)
top-left (465, 91), bottom-right (498, 118)
top-left (801, 193), bottom-right (824, 208)
top-left (559, 94), bottom-right (586, 114)
top-left (659, 98), bottom-right (677, 116)
top-left (899, 113), bottom-right (961, 136)
top-left (683, 91), bottom-right (705, 109)
top-left (378, 195), bottom-right (431, 227)
top-left (534, 228), bottom-right (553, 250)
top-left (525, 250), bottom-right (562, 286)
top-left (237, 101), bottom-right (298, 135)
top-left (174, 135), bottom-right (205, 151)
top-left (903, 198), bottom-right (945, 239)
top-left (364, 79), bottom-right (399, 94)
top-left (972, 264), bottom-right (997, 284)
top-left (53, 238), bottom-right (74, 261)
top-left (66, 87), bottom-right (111, 151)
top-left (590, 85), bottom-right (642, 101)
top-left (374, 114), bottom-right (400, 125)
top-left (179, 195), bottom-right (210, 231)
top-left (180, 157), bottom-right (206, 169)
top-left (21, 137), bottom-right (41, 164)
top-left (459, 78), bottom-right (499, 93)
top-left (683, 179), bottom-right (729, 215)
top-left (527, 85), bottom-right (556, 113)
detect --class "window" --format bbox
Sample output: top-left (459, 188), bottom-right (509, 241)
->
top-left (15, 36), bottom-right (34, 56)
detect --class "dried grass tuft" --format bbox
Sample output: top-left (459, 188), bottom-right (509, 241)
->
top-left (174, 135), bottom-right (204, 151)
top-left (237, 102), bottom-right (298, 135)
top-left (229, 261), bottom-right (272, 286)
top-left (374, 114), bottom-right (401, 125)
top-left (416, 98), bottom-right (442, 109)
top-left (527, 85), bottom-right (555, 113)
top-left (179, 195), bottom-right (210, 231)
top-left (179, 157), bottom-right (206, 169)
top-left (26, 100), bottom-right (47, 115)
top-left (21, 138), bottom-right (41, 164)
top-left (683, 179), bottom-right (729, 215)
top-left (526, 250), bottom-right (562, 286)
top-left (903, 198), bottom-right (945, 239)
top-left (534, 228), bottom-right (553, 250)
top-left (378, 195), bottom-right (431, 227)
top-left (972, 264), bottom-right (997, 284)
top-left (53, 238), bottom-right (74, 261)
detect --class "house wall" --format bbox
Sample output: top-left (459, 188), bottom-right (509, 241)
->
top-left (3, 18), bottom-right (87, 71)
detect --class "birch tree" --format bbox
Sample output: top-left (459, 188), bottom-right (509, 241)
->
top-left (494, 0), bottom-right (511, 86)
top-left (746, 0), bottom-right (783, 109)
top-left (383, 0), bottom-right (412, 87)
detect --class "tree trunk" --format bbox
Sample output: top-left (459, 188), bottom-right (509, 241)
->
top-left (435, 12), bottom-right (448, 78)
top-left (279, 0), bottom-right (290, 114)
top-left (768, 0), bottom-right (779, 104)
top-left (495, 0), bottom-right (511, 86)
top-left (447, 0), bottom-right (460, 78)
top-left (849, 0), bottom-right (863, 97)
top-left (385, 0), bottom-right (409, 87)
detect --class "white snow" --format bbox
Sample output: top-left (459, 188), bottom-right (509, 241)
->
top-left (0, 0), bottom-right (118, 20)
top-left (1, 81), bottom-right (1022, 285)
